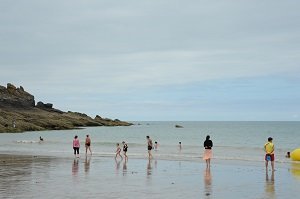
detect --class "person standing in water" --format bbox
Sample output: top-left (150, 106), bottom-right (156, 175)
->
top-left (203, 135), bottom-right (213, 168)
top-left (146, 136), bottom-right (153, 159)
top-left (85, 134), bottom-right (92, 155)
top-left (154, 141), bottom-right (158, 150)
top-left (115, 143), bottom-right (123, 159)
top-left (122, 141), bottom-right (128, 161)
top-left (264, 137), bottom-right (275, 171)
top-left (73, 135), bottom-right (80, 158)
top-left (179, 142), bottom-right (182, 150)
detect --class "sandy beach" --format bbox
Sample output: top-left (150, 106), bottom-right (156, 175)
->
top-left (1, 153), bottom-right (300, 199)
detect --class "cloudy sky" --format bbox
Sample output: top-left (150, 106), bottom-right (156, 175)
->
top-left (0, 0), bottom-right (299, 121)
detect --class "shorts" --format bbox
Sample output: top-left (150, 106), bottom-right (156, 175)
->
top-left (265, 154), bottom-right (274, 161)
top-left (85, 143), bottom-right (90, 147)
top-left (148, 146), bottom-right (152, 151)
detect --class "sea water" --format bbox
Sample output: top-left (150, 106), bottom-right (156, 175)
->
top-left (0, 121), bottom-right (299, 163)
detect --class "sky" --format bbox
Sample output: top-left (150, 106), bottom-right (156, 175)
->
top-left (0, 0), bottom-right (299, 121)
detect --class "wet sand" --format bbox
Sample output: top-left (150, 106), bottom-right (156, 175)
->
top-left (1, 154), bottom-right (300, 199)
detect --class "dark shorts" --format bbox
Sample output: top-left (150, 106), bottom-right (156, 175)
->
top-left (148, 146), bottom-right (152, 151)
top-left (85, 143), bottom-right (90, 147)
top-left (265, 154), bottom-right (275, 161)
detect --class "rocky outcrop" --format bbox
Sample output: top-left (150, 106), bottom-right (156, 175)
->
top-left (94, 115), bottom-right (133, 126)
top-left (36, 101), bottom-right (53, 109)
top-left (0, 83), bottom-right (35, 108)
top-left (0, 83), bottom-right (133, 133)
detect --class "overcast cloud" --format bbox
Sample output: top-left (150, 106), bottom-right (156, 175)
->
top-left (0, 0), bottom-right (299, 121)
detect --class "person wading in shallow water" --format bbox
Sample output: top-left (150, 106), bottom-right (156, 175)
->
top-left (85, 134), bottom-right (92, 155)
top-left (146, 136), bottom-right (153, 159)
top-left (264, 137), bottom-right (275, 171)
top-left (203, 135), bottom-right (213, 168)
top-left (122, 141), bottom-right (128, 161)
top-left (115, 143), bottom-right (123, 160)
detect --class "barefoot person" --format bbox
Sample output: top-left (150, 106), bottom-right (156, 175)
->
top-left (115, 143), bottom-right (123, 159)
top-left (264, 137), bottom-right (275, 171)
top-left (73, 135), bottom-right (80, 158)
top-left (203, 135), bottom-right (213, 168)
top-left (146, 136), bottom-right (153, 159)
top-left (122, 141), bottom-right (128, 161)
top-left (85, 134), bottom-right (92, 155)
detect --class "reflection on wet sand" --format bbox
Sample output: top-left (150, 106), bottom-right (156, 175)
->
top-left (290, 162), bottom-right (300, 180)
top-left (84, 156), bottom-right (91, 174)
top-left (0, 155), bottom-right (52, 198)
top-left (204, 167), bottom-right (212, 198)
top-left (123, 160), bottom-right (127, 176)
top-left (265, 170), bottom-right (275, 198)
top-left (115, 158), bottom-right (121, 174)
top-left (147, 159), bottom-right (152, 177)
top-left (72, 159), bottom-right (79, 177)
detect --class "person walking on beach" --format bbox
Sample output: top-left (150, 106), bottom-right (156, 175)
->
top-left (179, 142), bottom-right (182, 150)
top-left (115, 143), bottom-right (123, 159)
top-left (203, 135), bottom-right (213, 168)
top-left (146, 136), bottom-right (153, 159)
top-left (85, 134), bottom-right (92, 155)
top-left (264, 137), bottom-right (275, 171)
top-left (73, 135), bottom-right (80, 158)
top-left (122, 141), bottom-right (128, 161)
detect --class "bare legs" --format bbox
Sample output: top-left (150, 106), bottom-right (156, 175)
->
top-left (85, 145), bottom-right (92, 155)
top-left (206, 159), bottom-right (211, 168)
top-left (148, 150), bottom-right (153, 160)
top-left (265, 160), bottom-right (275, 171)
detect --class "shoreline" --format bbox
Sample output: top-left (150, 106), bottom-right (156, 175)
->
top-left (1, 152), bottom-right (299, 168)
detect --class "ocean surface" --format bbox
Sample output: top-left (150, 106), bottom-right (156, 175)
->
top-left (0, 121), bottom-right (299, 163)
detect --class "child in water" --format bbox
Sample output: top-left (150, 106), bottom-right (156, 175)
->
top-left (115, 143), bottom-right (123, 159)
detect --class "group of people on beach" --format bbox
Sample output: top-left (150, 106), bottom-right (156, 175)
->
top-left (202, 136), bottom-right (277, 171)
top-left (71, 134), bottom-right (276, 170)
top-left (115, 141), bottom-right (128, 161)
top-left (73, 134), bottom-right (92, 158)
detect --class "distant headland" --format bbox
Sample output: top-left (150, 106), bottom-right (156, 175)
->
top-left (0, 83), bottom-right (133, 133)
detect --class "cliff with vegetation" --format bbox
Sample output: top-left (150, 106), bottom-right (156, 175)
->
top-left (0, 83), bottom-right (132, 133)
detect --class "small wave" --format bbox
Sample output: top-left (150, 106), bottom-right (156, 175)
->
top-left (16, 140), bottom-right (40, 144)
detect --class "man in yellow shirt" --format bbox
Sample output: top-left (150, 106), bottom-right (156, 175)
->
top-left (264, 137), bottom-right (275, 171)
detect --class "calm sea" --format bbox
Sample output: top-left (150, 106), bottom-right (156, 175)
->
top-left (0, 121), bottom-right (299, 163)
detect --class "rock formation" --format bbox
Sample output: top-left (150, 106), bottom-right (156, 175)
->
top-left (0, 83), bottom-right (133, 133)
top-left (0, 83), bottom-right (35, 108)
